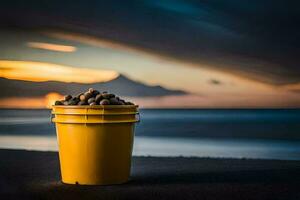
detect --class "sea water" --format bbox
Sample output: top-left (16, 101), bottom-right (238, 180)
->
top-left (0, 109), bottom-right (300, 160)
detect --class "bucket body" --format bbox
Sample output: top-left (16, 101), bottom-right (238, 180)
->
top-left (52, 105), bottom-right (139, 185)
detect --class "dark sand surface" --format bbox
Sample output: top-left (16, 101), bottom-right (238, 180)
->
top-left (1, 149), bottom-right (300, 200)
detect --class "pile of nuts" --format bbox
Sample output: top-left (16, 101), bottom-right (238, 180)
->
top-left (54, 88), bottom-right (134, 106)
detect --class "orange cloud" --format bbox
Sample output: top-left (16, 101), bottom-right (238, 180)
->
top-left (0, 97), bottom-right (46, 109)
top-left (1, 93), bottom-right (299, 109)
top-left (27, 42), bottom-right (77, 52)
top-left (45, 31), bottom-right (142, 54)
top-left (0, 60), bottom-right (119, 83)
top-left (45, 92), bottom-right (64, 108)
top-left (280, 82), bottom-right (300, 92)
top-left (0, 92), bottom-right (63, 109)
top-left (127, 94), bottom-right (300, 108)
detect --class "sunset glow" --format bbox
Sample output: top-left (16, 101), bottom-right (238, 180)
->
top-left (45, 92), bottom-right (64, 108)
top-left (1, 93), bottom-right (300, 109)
top-left (0, 29), bottom-right (299, 108)
top-left (0, 92), bottom-right (63, 109)
top-left (45, 31), bottom-right (279, 95)
top-left (0, 60), bottom-right (119, 83)
top-left (0, 97), bottom-right (46, 109)
top-left (27, 42), bottom-right (77, 52)
top-left (45, 31), bottom-right (145, 55)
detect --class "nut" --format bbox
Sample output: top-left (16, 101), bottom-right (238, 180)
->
top-left (55, 100), bottom-right (63, 105)
top-left (64, 95), bottom-right (72, 101)
top-left (88, 88), bottom-right (94, 93)
top-left (62, 100), bottom-right (69, 105)
top-left (109, 97), bottom-right (120, 105)
top-left (92, 90), bottom-right (100, 96)
top-left (95, 94), bottom-right (103, 103)
top-left (53, 89), bottom-right (135, 106)
top-left (78, 101), bottom-right (88, 105)
top-left (102, 93), bottom-right (115, 99)
top-left (84, 92), bottom-right (93, 100)
top-left (100, 99), bottom-right (110, 105)
top-left (87, 97), bottom-right (95, 104)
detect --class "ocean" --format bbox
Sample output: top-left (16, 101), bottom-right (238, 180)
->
top-left (0, 109), bottom-right (300, 160)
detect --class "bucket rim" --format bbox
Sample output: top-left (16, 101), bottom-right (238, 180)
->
top-left (52, 105), bottom-right (139, 109)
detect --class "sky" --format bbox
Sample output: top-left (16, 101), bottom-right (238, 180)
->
top-left (0, 0), bottom-right (299, 108)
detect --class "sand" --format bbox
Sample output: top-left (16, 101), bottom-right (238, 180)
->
top-left (1, 149), bottom-right (300, 200)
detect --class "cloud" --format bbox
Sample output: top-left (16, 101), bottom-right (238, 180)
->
top-left (128, 94), bottom-right (300, 108)
top-left (0, 0), bottom-right (299, 85)
top-left (0, 60), bottom-right (119, 83)
top-left (26, 42), bottom-right (77, 52)
top-left (280, 83), bottom-right (300, 93)
top-left (44, 31), bottom-right (150, 57)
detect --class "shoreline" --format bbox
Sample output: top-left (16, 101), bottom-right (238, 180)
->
top-left (2, 134), bottom-right (300, 160)
top-left (1, 149), bottom-right (300, 199)
top-left (1, 147), bottom-right (300, 162)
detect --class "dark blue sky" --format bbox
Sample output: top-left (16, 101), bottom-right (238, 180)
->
top-left (0, 0), bottom-right (300, 84)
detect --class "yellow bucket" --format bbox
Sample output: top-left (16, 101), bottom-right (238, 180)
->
top-left (52, 105), bottom-right (139, 185)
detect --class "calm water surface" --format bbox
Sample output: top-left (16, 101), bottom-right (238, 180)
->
top-left (0, 109), bottom-right (300, 160)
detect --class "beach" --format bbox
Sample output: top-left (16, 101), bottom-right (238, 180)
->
top-left (1, 149), bottom-right (300, 200)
